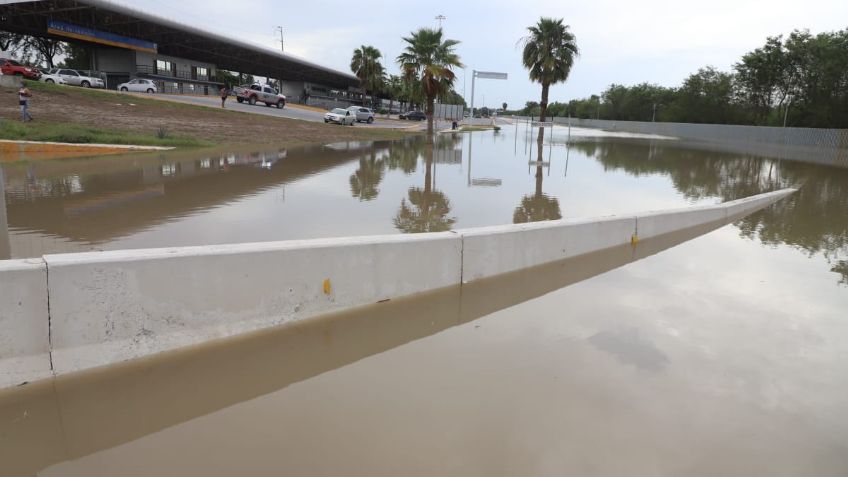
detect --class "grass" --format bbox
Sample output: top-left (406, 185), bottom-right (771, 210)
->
top-left (7, 81), bottom-right (417, 148)
top-left (0, 120), bottom-right (211, 147)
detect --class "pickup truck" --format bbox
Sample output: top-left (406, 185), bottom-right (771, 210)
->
top-left (233, 83), bottom-right (286, 109)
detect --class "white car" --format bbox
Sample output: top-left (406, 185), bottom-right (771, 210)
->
top-left (118, 78), bottom-right (157, 94)
top-left (39, 69), bottom-right (67, 85)
top-left (55, 68), bottom-right (105, 88)
top-left (324, 108), bottom-right (355, 125)
top-left (346, 106), bottom-right (375, 123)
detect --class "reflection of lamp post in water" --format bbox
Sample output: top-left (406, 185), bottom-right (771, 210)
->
top-left (0, 167), bottom-right (10, 260)
top-left (465, 132), bottom-right (503, 188)
top-left (514, 137), bottom-right (561, 224)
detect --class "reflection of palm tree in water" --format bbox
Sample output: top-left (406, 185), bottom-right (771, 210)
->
top-left (572, 139), bottom-right (848, 286)
top-left (394, 141), bottom-right (455, 233)
top-left (384, 139), bottom-right (420, 175)
top-left (349, 149), bottom-right (385, 201)
top-left (514, 128), bottom-right (562, 223)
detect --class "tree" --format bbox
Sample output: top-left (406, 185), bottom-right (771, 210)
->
top-left (26, 37), bottom-right (65, 68)
top-left (59, 43), bottom-right (91, 70)
top-left (397, 28), bottom-right (463, 134)
top-left (351, 45), bottom-right (385, 108)
top-left (502, 102), bottom-right (508, 111)
top-left (385, 74), bottom-right (403, 113)
top-left (520, 18), bottom-right (579, 124)
top-left (734, 36), bottom-right (789, 124)
top-left (215, 70), bottom-right (241, 89)
top-left (0, 32), bottom-right (25, 55)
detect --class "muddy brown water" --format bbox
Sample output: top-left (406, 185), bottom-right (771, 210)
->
top-left (1, 127), bottom-right (848, 475)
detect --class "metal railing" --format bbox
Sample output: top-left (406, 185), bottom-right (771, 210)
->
top-left (135, 64), bottom-right (216, 83)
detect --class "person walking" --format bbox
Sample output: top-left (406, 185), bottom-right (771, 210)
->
top-left (220, 86), bottom-right (228, 109)
top-left (19, 81), bottom-right (33, 122)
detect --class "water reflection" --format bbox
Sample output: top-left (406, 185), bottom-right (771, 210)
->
top-left (394, 139), bottom-right (456, 233)
top-left (349, 150), bottom-right (385, 201)
top-left (570, 137), bottom-right (848, 285)
top-left (2, 128), bottom-right (847, 288)
top-left (0, 167), bottom-right (10, 260)
top-left (1, 142), bottom-right (387, 256)
top-left (514, 130), bottom-right (561, 223)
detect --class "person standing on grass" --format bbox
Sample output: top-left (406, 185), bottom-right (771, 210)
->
top-left (19, 80), bottom-right (33, 122)
top-left (220, 86), bottom-right (228, 109)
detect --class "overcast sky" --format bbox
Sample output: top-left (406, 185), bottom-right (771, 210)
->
top-left (127, 0), bottom-right (848, 108)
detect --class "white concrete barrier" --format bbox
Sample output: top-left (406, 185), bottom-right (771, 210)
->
top-left (459, 216), bottom-right (636, 282)
top-left (0, 188), bottom-right (797, 385)
top-left (635, 189), bottom-right (797, 240)
top-left (635, 204), bottom-right (727, 240)
top-left (45, 233), bottom-right (462, 374)
top-left (0, 259), bottom-right (51, 388)
top-left (724, 189), bottom-right (796, 219)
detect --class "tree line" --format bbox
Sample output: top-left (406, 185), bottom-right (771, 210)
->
top-left (513, 28), bottom-right (848, 129)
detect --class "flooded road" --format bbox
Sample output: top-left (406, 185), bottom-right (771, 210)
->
top-left (2, 127), bottom-right (848, 475)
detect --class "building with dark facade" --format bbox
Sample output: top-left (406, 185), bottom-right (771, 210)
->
top-left (0, 0), bottom-right (360, 103)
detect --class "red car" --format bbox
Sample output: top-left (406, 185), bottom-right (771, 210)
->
top-left (1, 59), bottom-right (41, 79)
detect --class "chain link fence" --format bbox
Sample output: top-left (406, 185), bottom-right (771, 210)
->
top-left (551, 118), bottom-right (848, 167)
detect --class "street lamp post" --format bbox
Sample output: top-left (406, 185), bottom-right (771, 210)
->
top-left (275, 26), bottom-right (284, 52)
top-left (783, 95), bottom-right (793, 128)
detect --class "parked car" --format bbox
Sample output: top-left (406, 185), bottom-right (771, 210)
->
top-left (55, 69), bottom-right (105, 88)
top-left (324, 108), bottom-right (355, 125)
top-left (233, 83), bottom-right (286, 108)
top-left (39, 69), bottom-right (67, 85)
top-left (399, 110), bottom-right (426, 121)
top-left (1, 59), bottom-right (41, 79)
top-left (346, 106), bottom-right (375, 124)
top-left (117, 78), bottom-right (158, 93)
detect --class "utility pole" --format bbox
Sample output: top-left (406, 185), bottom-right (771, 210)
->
top-left (652, 103), bottom-right (657, 122)
top-left (435, 15), bottom-right (446, 29)
top-left (275, 26), bottom-right (284, 52)
top-left (783, 95), bottom-right (792, 128)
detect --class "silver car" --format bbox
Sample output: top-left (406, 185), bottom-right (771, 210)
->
top-left (324, 108), bottom-right (356, 125)
top-left (56, 69), bottom-right (105, 88)
top-left (347, 106), bottom-right (375, 124)
top-left (118, 79), bottom-right (158, 93)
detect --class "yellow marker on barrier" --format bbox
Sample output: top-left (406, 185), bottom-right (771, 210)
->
top-left (631, 234), bottom-right (640, 245)
top-left (323, 279), bottom-right (332, 295)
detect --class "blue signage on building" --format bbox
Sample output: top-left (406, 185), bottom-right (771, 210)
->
top-left (47, 20), bottom-right (158, 53)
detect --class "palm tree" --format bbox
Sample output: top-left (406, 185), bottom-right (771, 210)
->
top-left (351, 45), bottom-right (385, 107)
top-left (385, 75), bottom-right (403, 115)
top-left (397, 28), bottom-right (463, 134)
top-left (520, 18), bottom-right (579, 124)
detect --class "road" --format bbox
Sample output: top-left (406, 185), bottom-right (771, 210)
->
top-left (157, 94), bottom-right (416, 129)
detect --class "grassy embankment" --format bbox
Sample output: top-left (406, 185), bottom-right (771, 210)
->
top-left (0, 81), bottom-right (413, 148)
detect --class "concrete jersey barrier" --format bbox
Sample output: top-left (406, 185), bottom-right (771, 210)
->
top-left (0, 188), bottom-right (796, 386)
top-left (0, 259), bottom-right (51, 389)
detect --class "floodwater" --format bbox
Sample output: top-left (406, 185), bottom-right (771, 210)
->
top-left (2, 126), bottom-right (848, 476)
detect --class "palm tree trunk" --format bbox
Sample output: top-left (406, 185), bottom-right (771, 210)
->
top-left (426, 94), bottom-right (436, 135)
top-left (539, 82), bottom-right (550, 123)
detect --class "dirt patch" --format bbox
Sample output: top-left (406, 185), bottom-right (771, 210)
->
top-left (0, 85), bottom-right (412, 146)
